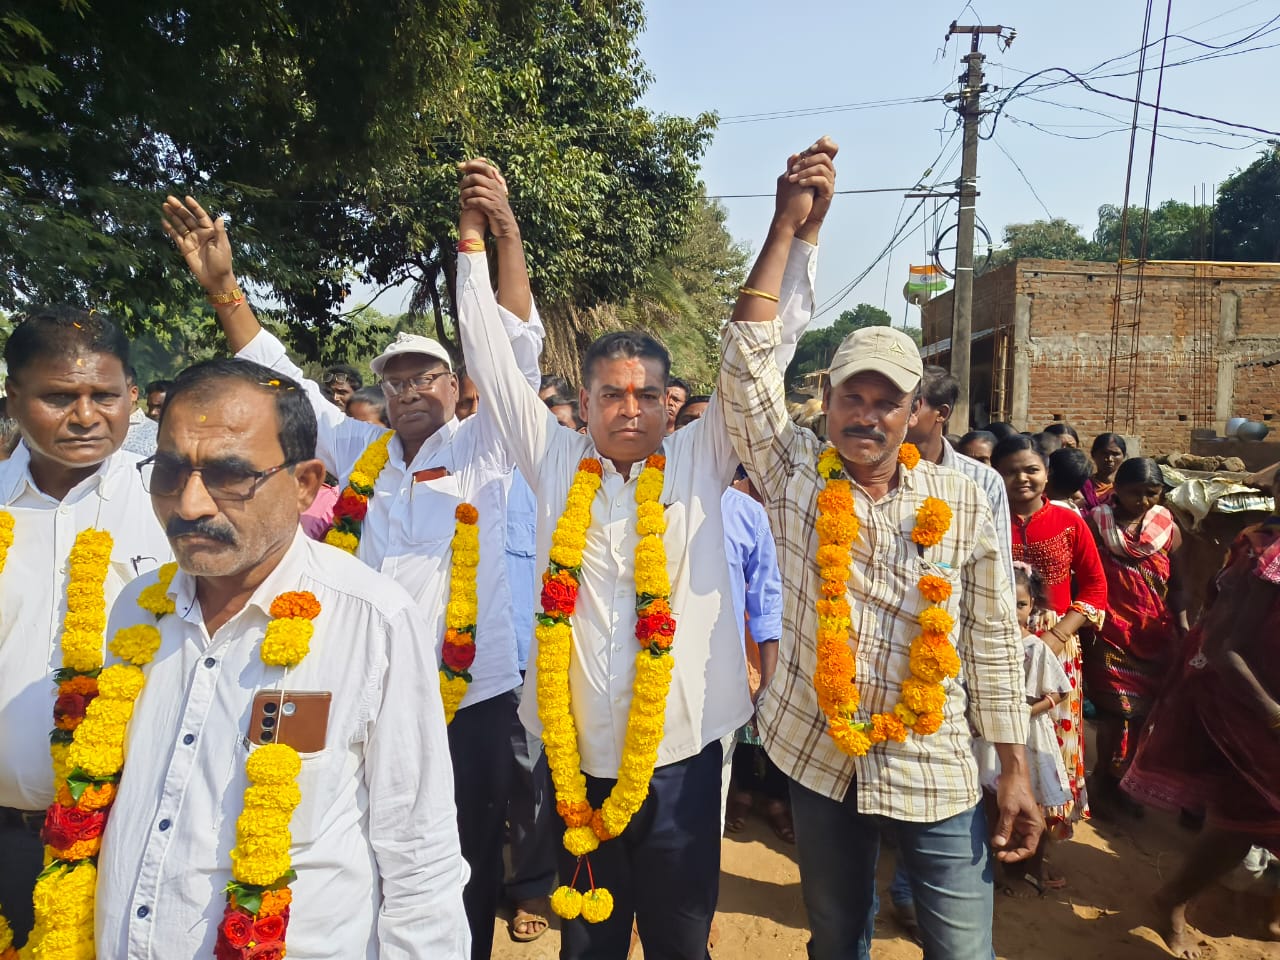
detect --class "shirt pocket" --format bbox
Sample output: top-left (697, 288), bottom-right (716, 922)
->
top-left (232, 740), bottom-right (331, 846)
top-left (409, 474), bottom-right (462, 546)
top-left (505, 507), bottom-right (536, 559)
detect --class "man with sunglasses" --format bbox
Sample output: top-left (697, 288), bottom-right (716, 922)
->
top-left (320, 364), bottom-right (363, 411)
top-left (162, 193), bottom-right (545, 960)
top-left (0, 307), bottom-right (170, 944)
top-left (98, 359), bottom-right (469, 958)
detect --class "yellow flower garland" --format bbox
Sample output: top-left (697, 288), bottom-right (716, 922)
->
top-left (541, 456), bottom-right (676, 924)
top-left (812, 443), bottom-right (960, 757)
top-left (0, 510), bottom-right (14, 575)
top-left (23, 560), bottom-right (177, 960)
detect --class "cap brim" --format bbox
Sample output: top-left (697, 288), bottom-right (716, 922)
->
top-left (370, 350), bottom-right (453, 376)
top-left (827, 360), bottom-right (921, 393)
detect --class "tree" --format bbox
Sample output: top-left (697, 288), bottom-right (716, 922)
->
top-left (1216, 146), bottom-right (1280, 262)
top-left (786, 303), bottom-right (895, 388)
top-left (1092, 200), bottom-right (1214, 261)
top-left (990, 218), bottom-right (1093, 266)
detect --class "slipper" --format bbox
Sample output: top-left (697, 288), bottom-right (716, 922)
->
top-left (726, 793), bottom-right (752, 833)
top-left (510, 904), bottom-right (549, 942)
top-left (763, 799), bottom-right (795, 844)
top-left (1000, 874), bottom-right (1046, 899)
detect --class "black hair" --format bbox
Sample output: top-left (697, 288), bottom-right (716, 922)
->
top-left (545, 394), bottom-right (580, 414)
top-left (1032, 431), bottom-right (1063, 458)
top-left (985, 421), bottom-right (1018, 441)
top-left (347, 385), bottom-right (389, 425)
top-left (992, 433), bottom-right (1041, 468)
top-left (581, 330), bottom-right (670, 388)
top-left (1091, 432), bottom-right (1128, 456)
top-left (920, 365), bottom-right (960, 413)
top-left (322, 363), bottom-right (363, 389)
top-left (1012, 564), bottom-right (1047, 609)
top-left (1115, 456), bottom-right (1164, 488)
top-left (1047, 448), bottom-right (1091, 495)
top-left (681, 394), bottom-right (712, 407)
top-left (958, 430), bottom-right (996, 448)
top-left (161, 359), bottom-right (317, 463)
top-left (667, 376), bottom-right (691, 395)
top-left (145, 379), bottom-right (175, 397)
top-left (540, 373), bottom-right (572, 394)
top-left (4, 305), bottom-right (131, 380)
top-left (1043, 422), bottom-right (1080, 444)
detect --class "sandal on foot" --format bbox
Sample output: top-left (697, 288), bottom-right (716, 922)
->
top-left (764, 799), bottom-right (795, 844)
top-left (510, 901), bottom-right (550, 942)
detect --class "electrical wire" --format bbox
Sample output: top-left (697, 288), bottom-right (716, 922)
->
top-left (991, 135), bottom-right (1053, 218)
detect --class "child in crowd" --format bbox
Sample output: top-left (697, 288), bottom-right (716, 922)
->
top-left (994, 434), bottom-right (1108, 827)
top-left (1047, 447), bottom-right (1092, 514)
top-left (974, 564), bottom-right (1073, 896)
top-left (957, 429), bottom-right (997, 466)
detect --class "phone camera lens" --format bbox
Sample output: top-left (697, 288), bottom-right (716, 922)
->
top-left (261, 730), bottom-right (274, 742)
top-left (261, 716), bottom-right (276, 729)
top-left (263, 702), bottom-right (278, 714)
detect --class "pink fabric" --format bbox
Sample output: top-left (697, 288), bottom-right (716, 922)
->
top-left (301, 483), bottom-right (340, 540)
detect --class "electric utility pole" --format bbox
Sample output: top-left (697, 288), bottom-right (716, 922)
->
top-left (945, 21), bottom-right (1012, 431)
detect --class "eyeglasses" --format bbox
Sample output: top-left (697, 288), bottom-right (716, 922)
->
top-left (137, 455), bottom-right (298, 501)
top-left (381, 370), bottom-right (450, 397)
top-left (322, 372), bottom-right (357, 386)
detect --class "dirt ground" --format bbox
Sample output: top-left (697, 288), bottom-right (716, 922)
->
top-left (491, 793), bottom-right (1277, 960)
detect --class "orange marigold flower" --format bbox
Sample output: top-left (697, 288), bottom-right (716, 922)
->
top-left (59, 675), bottom-right (98, 697)
top-left (871, 712), bottom-right (909, 744)
top-left (590, 808), bottom-right (618, 841)
top-left (911, 497), bottom-right (953, 548)
top-left (645, 454), bottom-right (667, 470)
top-left (268, 591), bottom-right (321, 621)
top-left (644, 597), bottom-right (672, 618)
top-left (578, 459), bottom-right (604, 476)
top-left (820, 579), bottom-right (848, 598)
top-left (918, 607), bottom-right (955, 637)
top-left (455, 503), bottom-right (479, 525)
top-left (912, 711), bottom-right (944, 736)
top-left (917, 574), bottom-right (953, 604)
top-left (77, 782), bottom-right (117, 811)
top-left (557, 799), bottom-right (593, 828)
top-left (816, 544), bottom-right (849, 568)
top-left (897, 443), bottom-right (922, 469)
top-left (817, 598), bottom-right (852, 619)
top-left (258, 888), bottom-right (293, 917)
top-left (816, 483), bottom-right (854, 514)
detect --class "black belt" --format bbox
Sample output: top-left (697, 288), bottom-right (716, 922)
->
top-left (0, 806), bottom-right (44, 833)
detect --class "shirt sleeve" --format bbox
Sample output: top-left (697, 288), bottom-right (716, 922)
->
top-left (743, 499), bottom-right (784, 643)
top-left (1068, 512), bottom-right (1109, 615)
top-left (958, 491), bottom-right (1030, 745)
top-left (719, 319), bottom-right (808, 507)
top-left (456, 253), bottom-right (557, 486)
top-left (774, 238), bottom-right (818, 374)
top-left (236, 328), bottom-right (386, 478)
top-left (365, 605), bottom-right (471, 958)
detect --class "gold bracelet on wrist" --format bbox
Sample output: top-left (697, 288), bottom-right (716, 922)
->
top-left (206, 287), bottom-right (245, 306)
top-left (739, 285), bottom-right (780, 303)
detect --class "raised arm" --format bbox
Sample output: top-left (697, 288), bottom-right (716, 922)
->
top-left (456, 162), bottom-right (555, 483)
top-left (774, 140), bottom-right (836, 372)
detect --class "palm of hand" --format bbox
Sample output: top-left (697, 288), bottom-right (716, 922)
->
top-left (180, 222), bottom-right (231, 284)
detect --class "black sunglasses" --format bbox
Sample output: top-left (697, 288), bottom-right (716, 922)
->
top-left (137, 455), bottom-right (298, 501)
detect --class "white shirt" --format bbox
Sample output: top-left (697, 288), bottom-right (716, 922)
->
top-left (939, 439), bottom-right (1016, 586)
top-left (505, 470), bottom-right (537, 671)
top-left (0, 443), bottom-right (169, 809)
top-left (238, 310), bottom-right (545, 711)
top-left (458, 253), bottom-right (760, 775)
top-left (97, 531), bottom-right (469, 960)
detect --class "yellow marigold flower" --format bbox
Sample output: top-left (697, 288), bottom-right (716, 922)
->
top-left (324, 528), bottom-right (360, 554)
top-left (236, 808), bottom-right (293, 840)
top-left (243, 783), bottom-right (302, 812)
top-left (893, 703), bottom-right (919, 727)
top-left (897, 443), bottom-right (922, 469)
top-left (50, 742), bottom-right (71, 784)
top-left (911, 497), bottom-right (953, 548)
top-left (550, 886), bottom-right (583, 920)
top-left (563, 825), bottom-right (599, 857)
top-left (67, 742), bottom-right (124, 779)
top-left (918, 607), bottom-right (955, 637)
top-left (230, 848), bottom-right (292, 886)
top-left (917, 574), bottom-right (953, 604)
top-left (108, 624), bottom-right (162, 665)
top-left (261, 617), bottom-right (314, 667)
top-left (347, 470), bottom-right (375, 491)
top-left (817, 447), bottom-right (845, 479)
top-left (580, 888), bottom-right (614, 924)
top-left (549, 545), bottom-right (584, 569)
top-left (912, 711), bottom-right (944, 736)
top-left (96, 664), bottom-right (145, 701)
top-left (245, 743), bottom-right (302, 785)
top-left (59, 631), bottom-right (104, 673)
top-left (828, 717), bottom-right (872, 757)
top-left (0, 912), bottom-right (13, 954)
top-left (440, 672), bottom-right (468, 724)
top-left (901, 677), bottom-right (947, 715)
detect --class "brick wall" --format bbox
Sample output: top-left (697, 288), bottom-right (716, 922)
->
top-left (922, 259), bottom-right (1280, 455)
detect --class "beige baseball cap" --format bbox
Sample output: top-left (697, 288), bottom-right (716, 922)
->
top-left (370, 332), bottom-right (454, 376)
top-left (827, 326), bottom-right (923, 393)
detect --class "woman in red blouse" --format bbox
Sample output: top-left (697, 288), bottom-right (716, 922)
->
top-left (994, 434), bottom-right (1108, 837)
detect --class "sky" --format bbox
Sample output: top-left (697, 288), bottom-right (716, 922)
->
top-left (354, 0), bottom-right (1277, 330)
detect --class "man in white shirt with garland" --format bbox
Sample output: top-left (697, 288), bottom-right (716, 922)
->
top-left (162, 193), bottom-right (543, 960)
top-left (454, 145), bottom-right (835, 959)
top-left (0, 307), bottom-right (170, 946)
top-left (97, 358), bottom-right (469, 958)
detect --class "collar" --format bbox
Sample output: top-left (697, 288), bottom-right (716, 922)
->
top-left (1012, 496), bottom-right (1050, 526)
top-left (595, 439), bottom-right (667, 483)
top-left (938, 438), bottom-right (958, 469)
top-left (170, 528), bottom-right (313, 629)
top-left (0, 441), bottom-right (129, 506)
top-left (390, 417), bottom-right (459, 472)
top-left (129, 408), bottom-right (146, 425)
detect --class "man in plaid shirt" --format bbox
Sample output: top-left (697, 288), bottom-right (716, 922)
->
top-left (719, 139), bottom-right (1043, 959)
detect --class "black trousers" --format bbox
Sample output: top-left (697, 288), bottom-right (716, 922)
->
top-left (449, 689), bottom-right (518, 960)
top-left (0, 812), bottom-right (44, 944)
top-left (559, 740), bottom-right (722, 960)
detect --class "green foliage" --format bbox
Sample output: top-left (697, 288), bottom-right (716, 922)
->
top-left (1091, 201), bottom-right (1215, 261)
top-left (1216, 147), bottom-right (1280, 262)
top-left (786, 304), bottom-right (921, 389)
top-left (991, 218), bottom-right (1093, 266)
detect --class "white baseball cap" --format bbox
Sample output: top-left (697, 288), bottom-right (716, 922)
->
top-left (827, 326), bottom-right (923, 393)
top-left (369, 332), bottom-right (454, 377)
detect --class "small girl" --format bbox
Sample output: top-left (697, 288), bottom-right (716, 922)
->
top-left (975, 564), bottom-right (1074, 896)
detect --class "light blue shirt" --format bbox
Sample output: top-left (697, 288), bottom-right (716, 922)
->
top-left (721, 486), bottom-right (783, 645)
top-left (505, 469), bottom-right (538, 670)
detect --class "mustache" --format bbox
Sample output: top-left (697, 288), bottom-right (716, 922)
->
top-left (842, 426), bottom-right (887, 443)
top-left (165, 517), bottom-right (237, 545)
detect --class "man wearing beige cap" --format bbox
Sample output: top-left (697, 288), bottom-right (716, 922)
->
top-left (718, 161), bottom-right (1041, 959)
top-left (161, 193), bottom-right (544, 960)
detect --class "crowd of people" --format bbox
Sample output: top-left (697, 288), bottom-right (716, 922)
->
top-left (0, 138), bottom-right (1275, 960)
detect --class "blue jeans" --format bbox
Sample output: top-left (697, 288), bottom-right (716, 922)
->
top-left (789, 777), bottom-right (994, 960)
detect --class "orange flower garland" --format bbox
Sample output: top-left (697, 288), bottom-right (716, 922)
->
top-left (812, 443), bottom-right (960, 756)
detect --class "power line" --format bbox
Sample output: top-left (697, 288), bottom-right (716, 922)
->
top-left (991, 135), bottom-right (1053, 218)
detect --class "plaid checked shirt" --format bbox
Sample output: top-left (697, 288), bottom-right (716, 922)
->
top-left (719, 319), bottom-right (1028, 821)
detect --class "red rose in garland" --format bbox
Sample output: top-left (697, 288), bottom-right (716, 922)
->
top-left (442, 641), bottom-right (476, 672)
top-left (253, 914), bottom-right (286, 942)
top-left (333, 491), bottom-right (369, 523)
top-left (221, 910), bottom-right (254, 948)
top-left (246, 946), bottom-right (284, 960)
top-left (540, 574), bottom-right (578, 616)
top-left (42, 804), bottom-right (106, 849)
top-left (53, 691), bottom-right (90, 729)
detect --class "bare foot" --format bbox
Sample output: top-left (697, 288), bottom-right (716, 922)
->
top-left (1155, 892), bottom-right (1202, 959)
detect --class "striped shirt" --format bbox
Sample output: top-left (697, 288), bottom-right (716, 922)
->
top-left (719, 319), bottom-right (1028, 820)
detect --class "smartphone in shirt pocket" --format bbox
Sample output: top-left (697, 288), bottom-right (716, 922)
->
top-left (248, 690), bottom-right (331, 753)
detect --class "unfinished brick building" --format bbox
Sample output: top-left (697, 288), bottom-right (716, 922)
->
top-left (919, 259), bottom-right (1280, 454)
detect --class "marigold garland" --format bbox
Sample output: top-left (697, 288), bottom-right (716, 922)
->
top-left (323, 431), bottom-right (393, 555)
top-left (811, 443), bottom-right (960, 757)
top-left (440, 504), bottom-right (480, 723)
top-left (541, 456), bottom-right (676, 924)
top-left (21, 559), bottom-right (177, 960)
top-left (215, 592), bottom-right (321, 960)
top-left (0, 510), bottom-right (14, 576)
